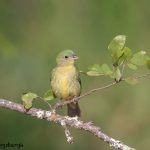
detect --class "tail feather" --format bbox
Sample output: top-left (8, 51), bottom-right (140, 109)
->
top-left (67, 102), bottom-right (81, 117)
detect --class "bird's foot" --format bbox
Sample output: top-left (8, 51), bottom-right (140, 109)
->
top-left (54, 101), bottom-right (63, 110)
top-left (72, 97), bottom-right (78, 103)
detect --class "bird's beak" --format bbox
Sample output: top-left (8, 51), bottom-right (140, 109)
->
top-left (72, 54), bottom-right (79, 60)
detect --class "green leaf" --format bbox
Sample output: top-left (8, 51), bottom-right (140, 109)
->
top-left (101, 64), bottom-right (113, 75)
top-left (131, 51), bottom-right (149, 66)
top-left (108, 35), bottom-right (126, 64)
top-left (122, 47), bottom-right (132, 61)
top-left (22, 92), bottom-right (38, 109)
top-left (88, 64), bottom-right (103, 73)
top-left (108, 35), bottom-right (126, 52)
top-left (87, 64), bottom-right (104, 76)
top-left (113, 67), bottom-right (122, 82)
top-left (87, 64), bottom-right (113, 76)
top-left (125, 77), bottom-right (138, 85)
top-left (117, 47), bottom-right (132, 66)
top-left (87, 71), bottom-right (102, 76)
top-left (127, 63), bottom-right (138, 70)
top-left (43, 90), bottom-right (54, 101)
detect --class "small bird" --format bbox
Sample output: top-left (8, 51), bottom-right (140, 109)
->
top-left (50, 50), bottom-right (81, 117)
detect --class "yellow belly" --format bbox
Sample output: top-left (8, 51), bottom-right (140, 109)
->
top-left (59, 79), bottom-right (69, 98)
top-left (51, 65), bottom-right (81, 100)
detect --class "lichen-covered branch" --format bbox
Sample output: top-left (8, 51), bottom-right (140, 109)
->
top-left (0, 98), bottom-right (135, 150)
top-left (61, 120), bottom-right (74, 144)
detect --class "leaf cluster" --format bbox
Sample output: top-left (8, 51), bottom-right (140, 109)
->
top-left (87, 35), bottom-right (150, 84)
top-left (22, 90), bottom-right (54, 109)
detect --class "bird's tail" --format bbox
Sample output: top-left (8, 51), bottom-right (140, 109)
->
top-left (67, 102), bottom-right (81, 117)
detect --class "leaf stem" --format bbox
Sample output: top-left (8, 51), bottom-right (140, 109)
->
top-left (38, 96), bottom-right (53, 110)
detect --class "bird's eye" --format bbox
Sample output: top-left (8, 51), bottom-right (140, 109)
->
top-left (65, 56), bottom-right (68, 59)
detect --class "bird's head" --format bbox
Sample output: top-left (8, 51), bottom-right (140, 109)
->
top-left (56, 50), bottom-right (79, 66)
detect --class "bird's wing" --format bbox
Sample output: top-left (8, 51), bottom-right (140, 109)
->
top-left (50, 68), bottom-right (57, 98)
top-left (76, 68), bottom-right (82, 90)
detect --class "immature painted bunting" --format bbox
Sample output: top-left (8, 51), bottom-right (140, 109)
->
top-left (50, 50), bottom-right (81, 117)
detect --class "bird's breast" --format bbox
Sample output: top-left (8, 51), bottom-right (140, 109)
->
top-left (51, 65), bottom-right (80, 100)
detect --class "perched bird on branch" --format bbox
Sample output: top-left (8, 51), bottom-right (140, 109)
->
top-left (51, 50), bottom-right (81, 117)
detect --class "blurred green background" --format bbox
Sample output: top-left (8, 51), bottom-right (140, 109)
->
top-left (0, 0), bottom-right (150, 149)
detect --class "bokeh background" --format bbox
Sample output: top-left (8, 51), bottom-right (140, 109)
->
top-left (0, 0), bottom-right (150, 150)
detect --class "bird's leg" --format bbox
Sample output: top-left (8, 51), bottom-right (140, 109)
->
top-left (72, 96), bottom-right (78, 103)
top-left (53, 100), bottom-right (64, 110)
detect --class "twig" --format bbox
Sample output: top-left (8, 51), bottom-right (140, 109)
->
top-left (79, 81), bottom-right (117, 99)
top-left (61, 120), bottom-right (74, 144)
top-left (134, 73), bottom-right (150, 79)
top-left (0, 98), bottom-right (135, 150)
top-left (81, 72), bottom-right (150, 99)
top-left (54, 81), bottom-right (117, 109)
top-left (55, 73), bottom-right (150, 108)
top-left (38, 96), bottom-right (53, 110)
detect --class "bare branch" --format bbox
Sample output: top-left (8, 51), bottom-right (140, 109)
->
top-left (0, 98), bottom-right (135, 150)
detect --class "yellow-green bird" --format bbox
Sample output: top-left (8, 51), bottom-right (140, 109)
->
top-left (50, 50), bottom-right (81, 117)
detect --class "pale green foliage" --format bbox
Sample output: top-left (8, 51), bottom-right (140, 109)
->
top-left (87, 35), bottom-right (150, 85)
top-left (43, 90), bottom-right (54, 101)
top-left (22, 92), bottom-right (38, 109)
top-left (118, 47), bottom-right (132, 65)
top-left (108, 35), bottom-right (126, 64)
top-left (127, 63), bottom-right (138, 70)
top-left (87, 64), bottom-right (112, 76)
top-left (130, 51), bottom-right (149, 66)
top-left (22, 90), bottom-right (54, 109)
